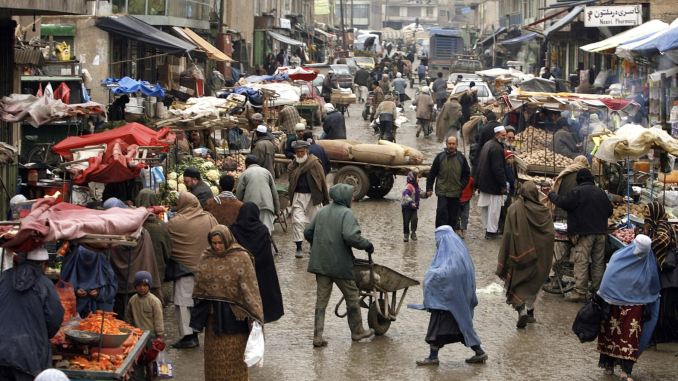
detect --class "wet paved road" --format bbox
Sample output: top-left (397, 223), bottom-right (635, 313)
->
top-left (161, 83), bottom-right (678, 380)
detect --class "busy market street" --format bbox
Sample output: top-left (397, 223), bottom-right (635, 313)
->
top-left (4, 1), bottom-right (678, 381)
top-left (155, 87), bottom-right (678, 381)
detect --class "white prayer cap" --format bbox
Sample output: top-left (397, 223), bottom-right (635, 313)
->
top-left (324, 103), bottom-right (335, 112)
top-left (396, 72), bottom-right (402, 78)
top-left (251, 113), bottom-right (264, 121)
top-left (35, 369), bottom-right (69, 381)
top-left (294, 123), bottom-right (306, 132)
top-left (422, 86), bottom-right (430, 93)
top-left (633, 235), bottom-right (652, 257)
top-left (494, 126), bottom-right (506, 133)
top-left (27, 248), bottom-right (49, 261)
top-left (470, 86), bottom-right (478, 93)
top-left (256, 125), bottom-right (268, 134)
top-left (383, 74), bottom-right (389, 79)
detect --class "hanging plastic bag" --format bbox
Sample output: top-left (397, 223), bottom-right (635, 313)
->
top-left (243, 321), bottom-right (265, 367)
top-left (153, 349), bottom-right (174, 378)
top-left (55, 280), bottom-right (77, 324)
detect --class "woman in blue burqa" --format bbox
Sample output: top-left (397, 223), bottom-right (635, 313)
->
top-left (60, 245), bottom-right (117, 317)
top-left (596, 234), bottom-right (660, 381)
top-left (410, 225), bottom-right (488, 366)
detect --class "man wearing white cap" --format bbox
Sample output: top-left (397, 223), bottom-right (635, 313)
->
top-left (321, 103), bottom-right (347, 140)
top-left (476, 126), bottom-right (508, 239)
top-left (285, 123), bottom-right (308, 159)
top-left (287, 140), bottom-right (330, 258)
top-left (0, 248), bottom-right (64, 380)
top-left (251, 121), bottom-right (276, 176)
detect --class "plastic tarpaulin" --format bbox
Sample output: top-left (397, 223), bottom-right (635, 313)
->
top-left (500, 32), bottom-right (537, 47)
top-left (219, 86), bottom-right (263, 106)
top-left (245, 74), bottom-right (289, 83)
top-left (274, 66), bottom-right (318, 81)
top-left (67, 139), bottom-right (147, 184)
top-left (51, 122), bottom-right (174, 157)
top-left (102, 77), bottom-right (165, 97)
top-left (267, 30), bottom-right (304, 46)
top-left (515, 77), bottom-right (556, 93)
top-left (0, 198), bottom-right (150, 253)
top-left (581, 20), bottom-right (668, 53)
top-left (477, 27), bottom-right (507, 47)
top-left (242, 83), bottom-right (301, 107)
top-left (594, 124), bottom-right (678, 162)
top-left (542, 6), bottom-right (585, 39)
top-left (95, 15), bottom-right (196, 56)
top-left (0, 94), bottom-right (106, 127)
top-left (656, 25), bottom-right (678, 53)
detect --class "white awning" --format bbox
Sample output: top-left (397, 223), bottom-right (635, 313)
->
top-left (649, 66), bottom-right (678, 82)
top-left (314, 28), bottom-right (335, 39)
top-left (267, 30), bottom-right (304, 46)
top-left (580, 20), bottom-right (668, 52)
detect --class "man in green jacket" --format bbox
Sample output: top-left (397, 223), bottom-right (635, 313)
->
top-left (305, 184), bottom-right (375, 347)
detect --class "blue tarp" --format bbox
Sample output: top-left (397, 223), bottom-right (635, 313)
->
top-left (656, 27), bottom-right (678, 53)
top-left (219, 86), bottom-right (263, 106)
top-left (500, 32), bottom-right (537, 47)
top-left (102, 77), bottom-right (165, 97)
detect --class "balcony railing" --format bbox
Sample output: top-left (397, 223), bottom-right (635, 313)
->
top-left (509, 12), bottom-right (523, 26)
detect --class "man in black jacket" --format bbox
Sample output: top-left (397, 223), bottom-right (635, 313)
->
top-left (354, 66), bottom-right (370, 103)
top-left (470, 112), bottom-right (501, 180)
top-left (426, 136), bottom-right (470, 229)
top-left (303, 131), bottom-right (331, 175)
top-left (548, 168), bottom-right (613, 302)
top-left (476, 126), bottom-right (507, 239)
top-left (322, 103), bottom-right (347, 139)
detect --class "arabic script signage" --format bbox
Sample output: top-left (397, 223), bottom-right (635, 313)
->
top-left (584, 5), bottom-right (642, 27)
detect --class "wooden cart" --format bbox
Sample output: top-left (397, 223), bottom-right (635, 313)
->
top-left (294, 104), bottom-right (317, 127)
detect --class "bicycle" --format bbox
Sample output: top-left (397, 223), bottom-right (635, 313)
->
top-left (24, 135), bottom-right (62, 168)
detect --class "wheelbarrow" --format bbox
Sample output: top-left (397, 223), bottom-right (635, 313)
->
top-left (334, 253), bottom-right (420, 335)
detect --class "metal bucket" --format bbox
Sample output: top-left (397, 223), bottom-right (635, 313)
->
top-left (144, 101), bottom-right (156, 118)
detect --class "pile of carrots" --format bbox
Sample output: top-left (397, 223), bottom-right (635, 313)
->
top-left (77, 311), bottom-right (122, 335)
top-left (67, 354), bottom-right (123, 372)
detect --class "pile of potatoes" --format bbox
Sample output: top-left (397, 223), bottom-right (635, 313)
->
top-left (608, 203), bottom-right (646, 226)
top-left (518, 149), bottom-right (574, 168)
top-left (516, 126), bottom-right (553, 153)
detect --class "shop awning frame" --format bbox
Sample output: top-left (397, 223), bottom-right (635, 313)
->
top-left (500, 32), bottom-right (538, 47)
top-left (267, 30), bottom-right (304, 46)
top-left (314, 28), bottom-right (336, 39)
top-left (95, 15), bottom-right (197, 57)
top-left (180, 28), bottom-right (234, 62)
top-left (541, 5), bottom-right (585, 39)
top-left (477, 27), bottom-right (507, 47)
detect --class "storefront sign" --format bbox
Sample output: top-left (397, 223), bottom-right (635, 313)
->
top-left (584, 5), bottom-right (642, 27)
top-left (280, 18), bottom-right (291, 29)
top-left (315, 0), bottom-right (330, 15)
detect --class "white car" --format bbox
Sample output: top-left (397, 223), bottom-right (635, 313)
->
top-left (449, 81), bottom-right (495, 104)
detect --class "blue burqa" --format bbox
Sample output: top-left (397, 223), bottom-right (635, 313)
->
top-left (597, 242), bottom-right (661, 356)
top-left (409, 226), bottom-right (481, 347)
top-left (60, 246), bottom-right (117, 317)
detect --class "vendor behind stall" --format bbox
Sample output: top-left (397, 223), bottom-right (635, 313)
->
top-left (60, 245), bottom-right (117, 317)
top-left (0, 248), bottom-right (64, 381)
top-left (552, 117), bottom-right (578, 159)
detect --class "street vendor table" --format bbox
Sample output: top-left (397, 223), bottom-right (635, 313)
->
top-left (295, 104), bottom-right (316, 127)
top-left (59, 331), bottom-right (150, 380)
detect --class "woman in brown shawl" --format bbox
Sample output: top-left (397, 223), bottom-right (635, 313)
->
top-left (644, 201), bottom-right (678, 345)
top-left (167, 191), bottom-right (218, 348)
top-left (135, 189), bottom-right (172, 298)
top-left (497, 181), bottom-right (554, 328)
top-left (190, 225), bottom-right (264, 381)
top-left (436, 96), bottom-right (463, 143)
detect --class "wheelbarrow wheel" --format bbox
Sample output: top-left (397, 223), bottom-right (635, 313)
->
top-left (368, 300), bottom-right (391, 336)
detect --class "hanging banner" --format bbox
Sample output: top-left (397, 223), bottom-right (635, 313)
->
top-left (584, 5), bottom-right (642, 27)
top-left (315, 0), bottom-right (330, 15)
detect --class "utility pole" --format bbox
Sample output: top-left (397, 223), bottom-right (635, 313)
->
top-left (351, 0), bottom-right (354, 29)
top-left (340, 0), bottom-right (347, 49)
top-left (218, 0), bottom-right (225, 33)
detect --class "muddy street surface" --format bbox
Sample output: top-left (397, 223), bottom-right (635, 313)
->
top-left (162, 83), bottom-right (678, 380)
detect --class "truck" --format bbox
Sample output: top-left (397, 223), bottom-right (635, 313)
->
top-left (428, 30), bottom-right (464, 82)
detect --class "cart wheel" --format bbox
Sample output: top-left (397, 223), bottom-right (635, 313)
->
top-left (334, 165), bottom-right (370, 201)
top-left (368, 300), bottom-right (391, 336)
top-left (366, 174), bottom-right (394, 199)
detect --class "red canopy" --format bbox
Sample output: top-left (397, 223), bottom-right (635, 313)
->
top-left (69, 139), bottom-right (147, 184)
top-left (599, 99), bottom-right (640, 112)
top-left (276, 67), bottom-right (318, 81)
top-left (51, 122), bottom-right (175, 157)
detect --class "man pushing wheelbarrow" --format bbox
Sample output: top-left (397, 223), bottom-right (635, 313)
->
top-left (304, 183), bottom-right (375, 347)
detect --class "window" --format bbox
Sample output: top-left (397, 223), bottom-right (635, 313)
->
top-left (427, 7), bottom-right (434, 17)
top-left (407, 7), bottom-right (419, 17)
top-left (149, 0), bottom-right (165, 15)
top-left (353, 4), bottom-right (369, 19)
top-left (387, 6), bottom-right (400, 17)
top-left (128, 0), bottom-right (146, 15)
top-left (112, 0), bottom-right (126, 13)
top-left (523, 0), bottom-right (535, 19)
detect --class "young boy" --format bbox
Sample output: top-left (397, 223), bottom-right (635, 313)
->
top-left (125, 271), bottom-right (164, 380)
top-left (458, 177), bottom-right (475, 239)
top-left (402, 172), bottom-right (425, 242)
